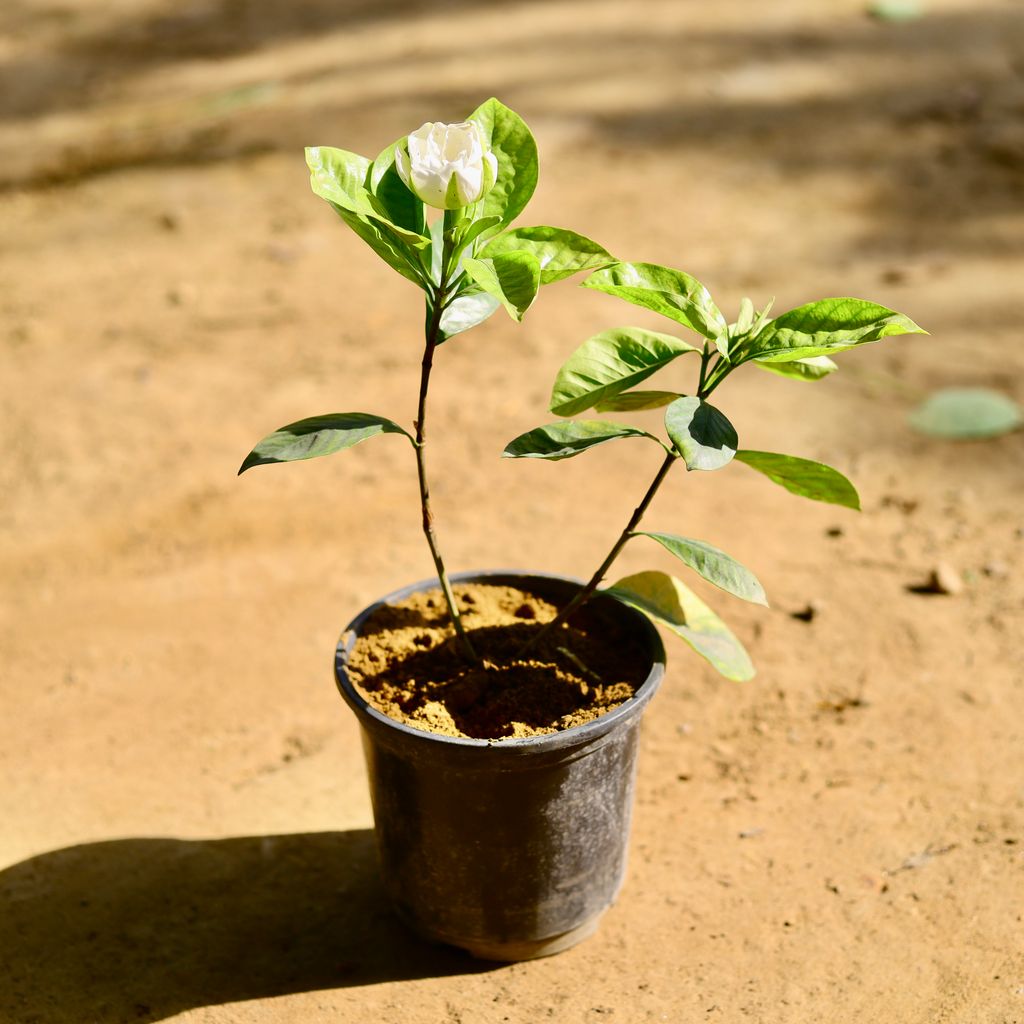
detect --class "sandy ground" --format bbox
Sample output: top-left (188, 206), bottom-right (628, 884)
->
top-left (2, 0), bottom-right (1024, 1020)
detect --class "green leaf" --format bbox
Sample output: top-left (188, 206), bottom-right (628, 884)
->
top-left (755, 355), bottom-right (838, 382)
top-left (468, 98), bottom-right (539, 229)
top-left (502, 420), bottom-right (655, 461)
top-left (239, 413), bottom-right (412, 474)
top-left (868, 0), bottom-right (924, 22)
top-left (462, 252), bottom-right (541, 321)
top-left (583, 262), bottom-right (728, 343)
top-left (307, 146), bottom-right (429, 285)
top-left (306, 146), bottom-right (374, 216)
top-left (438, 288), bottom-right (501, 341)
top-left (735, 450), bottom-right (860, 509)
top-left (304, 146), bottom-right (428, 249)
top-left (732, 297), bottom-right (756, 337)
top-left (908, 388), bottom-right (1023, 440)
top-left (333, 207), bottom-right (426, 286)
top-left (550, 327), bottom-right (698, 417)
top-left (664, 397), bottom-right (738, 471)
top-left (740, 298), bottom-right (926, 364)
top-left (636, 532), bottom-right (767, 606)
top-left (369, 140), bottom-right (426, 237)
top-left (454, 215), bottom-right (503, 260)
top-left (479, 226), bottom-right (615, 285)
top-left (595, 390), bottom-right (681, 413)
top-left (606, 571), bottom-right (754, 682)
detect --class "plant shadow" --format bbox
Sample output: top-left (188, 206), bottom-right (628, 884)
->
top-left (0, 830), bottom-right (496, 1023)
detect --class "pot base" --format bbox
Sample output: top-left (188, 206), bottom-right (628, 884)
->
top-left (441, 912), bottom-right (604, 962)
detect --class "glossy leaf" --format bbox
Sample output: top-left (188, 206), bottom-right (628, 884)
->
top-left (479, 226), bottom-right (615, 284)
top-left (468, 98), bottom-right (538, 229)
top-left (740, 297), bottom-right (926, 364)
top-left (307, 147), bottom-right (428, 285)
top-left (908, 388), bottom-right (1023, 439)
top-left (550, 327), bottom-right (698, 417)
top-left (735, 450), bottom-right (860, 509)
top-left (438, 288), bottom-right (501, 341)
top-left (607, 571), bottom-right (755, 681)
top-left (502, 420), bottom-right (655, 461)
top-left (462, 252), bottom-right (541, 321)
top-left (664, 397), bottom-right (738, 471)
top-left (454, 215), bottom-right (503, 260)
top-left (335, 207), bottom-right (426, 286)
top-left (369, 139), bottom-right (426, 237)
top-left (732, 297), bottom-right (756, 337)
top-left (595, 390), bottom-right (681, 413)
top-left (636, 532), bottom-right (768, 605)
top-left (239, 413), bottom-right (412, 474)
top-left (755, 355), bottom-right (838, 382)
top-left (306, 146), bottom-right (374, 216)
top-left (583, 262), bottom-right (728, 342)
top-left (306, 146), bottom-right (427, 249)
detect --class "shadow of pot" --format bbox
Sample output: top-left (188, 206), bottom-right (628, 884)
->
top-left (334, 570), bottom-right (665, 961)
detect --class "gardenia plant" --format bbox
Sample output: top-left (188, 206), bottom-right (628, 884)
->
top-left (240, 97), bottom-right (925, 684)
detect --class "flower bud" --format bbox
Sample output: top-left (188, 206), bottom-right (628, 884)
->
top-left (395, 120), bottom-right (498, 210)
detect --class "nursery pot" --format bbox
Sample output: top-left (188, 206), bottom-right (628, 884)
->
top-left (334, 570), bottom-right (665, 961)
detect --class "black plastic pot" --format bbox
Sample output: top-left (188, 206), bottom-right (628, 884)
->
top-left (334, 570), bottom-right (665, 961)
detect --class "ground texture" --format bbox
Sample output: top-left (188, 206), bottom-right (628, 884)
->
top-left (2, 0), bottom-right (1023, 1020)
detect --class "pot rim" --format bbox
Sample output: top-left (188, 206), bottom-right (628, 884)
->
top-left (334, 568), bottom-right (666, 753)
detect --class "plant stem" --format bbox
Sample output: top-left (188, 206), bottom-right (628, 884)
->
top-left (697, 344), bottom-right (711, 395)
top-left (521, 448), bottom-right (678, 653)
top-left (414, 220), bottom-right (478, 662)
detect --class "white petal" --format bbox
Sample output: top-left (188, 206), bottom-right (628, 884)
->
top-left (454, 164), bottom-right (483, 204)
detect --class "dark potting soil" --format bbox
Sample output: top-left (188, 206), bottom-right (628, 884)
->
top-left (346, 582), bottom-right (651, 740)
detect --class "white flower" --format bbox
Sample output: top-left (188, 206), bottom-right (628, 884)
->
top-left (395, 121), bottom-right (498, 210)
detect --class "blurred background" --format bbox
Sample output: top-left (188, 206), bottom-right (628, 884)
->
top-left (2, 0), bottom-right (1022, 1021)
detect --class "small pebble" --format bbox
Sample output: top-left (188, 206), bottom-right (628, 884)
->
top-left (166, 283), bottom-right (197, 307)
top-left (791, 599), bottom-right (825, 622)
top-left (880, 267), bottom-right (908, 285)
top-left (982, 560), bottom-right (1009, 578)
top-left (913, 563), bottom-right (963, 595)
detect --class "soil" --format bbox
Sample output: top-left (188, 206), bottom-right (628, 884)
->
top-left (3, 1), bottom-right (1024, 1022)
top-left (345, 582), bottom-right (648, 739)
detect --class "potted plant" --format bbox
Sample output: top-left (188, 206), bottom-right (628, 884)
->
top-left (239, 99), bottom-right (925, 960)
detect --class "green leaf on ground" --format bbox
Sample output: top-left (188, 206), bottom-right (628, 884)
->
top-left (606, 571), bottom-right (755, 681)
top-left (664, 397), bottom-right (738, 471)
top-left (239, 413), bottom-right (412, 474)
top-left (502, 420), bottom-right (655, 460)
top-left (550, 327), bottom-right (698, 417)
top-left (479, 226), bottom-right (615, 284)
top-left (462, 252), bottom-right (541, 321)
top-left (636, 532), bottom-right (768, 605)
top-left (868, 0), bottom-right (924, 22)
top-left (908, 388), bottom-right (1023, 439)
top-left (735, 450), bottom-right (861, 509)
top-left (583, 262), bottom-right (728, 342)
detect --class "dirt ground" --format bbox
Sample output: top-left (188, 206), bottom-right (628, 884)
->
top-left (2, 0), bottom-right (1023, 1020)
